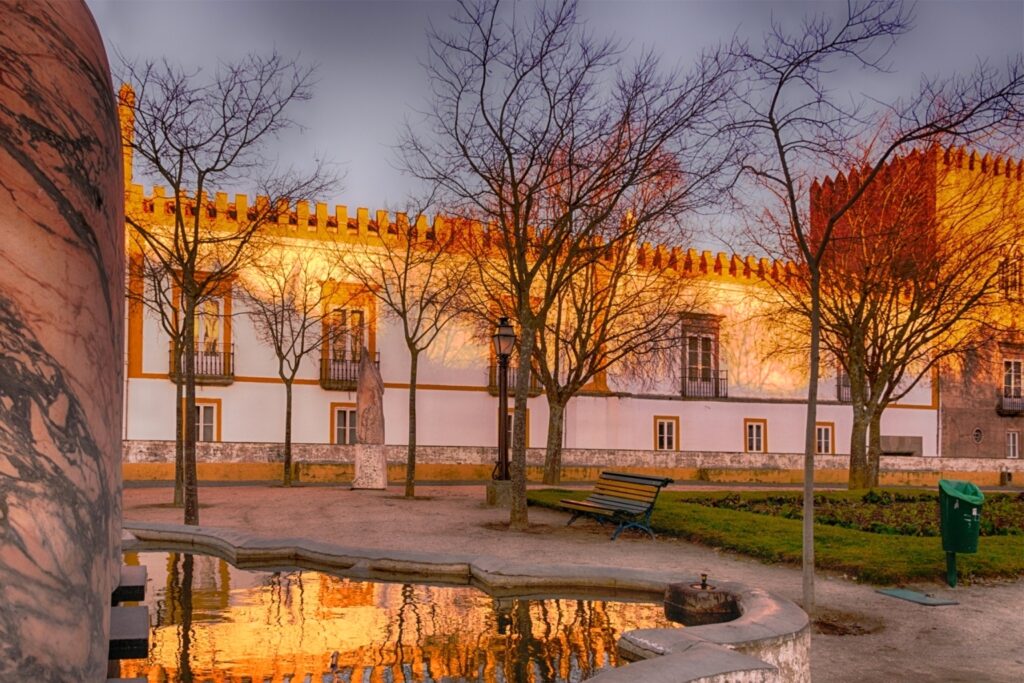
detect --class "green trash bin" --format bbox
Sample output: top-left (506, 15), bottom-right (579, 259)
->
top-left (939, 479), bottom-right (984, 553)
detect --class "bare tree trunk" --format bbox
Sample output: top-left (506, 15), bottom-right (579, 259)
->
top-left (867, 409), bottom-right (883, 489)
top-left (182, 294), bottom-right (199, 526)
top-left (405, 349), bottom-right (419, 498)
top-left (542, 398), bottom-right (566, 485)
top-left (283, 379), bottom-right (293, 486)
top-left (173, 365), bottom-right (184, 507)
top-left (848, 407), bottom-right (871, 490)
top-left (510, 326), bottom-right (536, 531)
top-left (802, 270), bottom-right (820, 618)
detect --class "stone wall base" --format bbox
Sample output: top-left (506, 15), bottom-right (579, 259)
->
top-left (123, 440), bottom-right (1024, 487)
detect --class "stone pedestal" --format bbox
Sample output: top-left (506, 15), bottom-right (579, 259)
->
top-left (351, 445), bottom-right (388, 489)
top-left (485, 480), bottom-right (513, 508)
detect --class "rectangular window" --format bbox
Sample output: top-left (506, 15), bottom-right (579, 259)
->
top-left (815, 422), bottom-right (834, 455)
top-left (654, 416), bottom-right (679, 451)
top-left (744, 418), bottom-right (767, 453)
top-left (328, 308), bottom-right (366, 362)
top-left (332, 405), bottom-right (357, 445)
top-left (680, 313), bottom-right (725, 399)
top-left (506, 408), bottom-right (530, 447)
top-left (1008, 431), bottom-right (1020, 459)
top-left (196, 297), bottom-right (222, 353)
top-left (1004, 360), bottom-right (1022, 398)
top-left (194, 400), bottom-right (219, 442)
top-left (999, 254), bottom-right (1021, 299)
top-left (686, 334), bottom-right (714, 382)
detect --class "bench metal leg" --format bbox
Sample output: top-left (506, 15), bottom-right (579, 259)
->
top-left (611, 521), bottom-right (655, 540)
top-left (566, 511), bottom-right (582, 527)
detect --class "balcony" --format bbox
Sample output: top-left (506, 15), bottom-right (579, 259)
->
top-left (321, 353), bottom-right (379, 391)
top-left (997, 393), bottom-right (1024, 416)
top-left (681, 370), bottom-right (728, 399)
top-left (487, 362), bottom-right (542, 397)
top-left (169, 342), bottom-right (234, 386)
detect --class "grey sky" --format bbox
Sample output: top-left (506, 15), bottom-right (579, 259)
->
top-left (88, 0), bottom-right (1023, 220)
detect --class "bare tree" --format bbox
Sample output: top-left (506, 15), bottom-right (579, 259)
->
top-left (332, 211), bottom-right (469, 498)
top-left (405, 0), bottom-right (738, 529)
top-left (808, 146), bottom-right (1024, 488)
top-left (534, 237), bottom-right (701, 485)
top-left (238, 246), bottom-right (338, 486)
top-left (120, 54), bottom-right (334, 524)
top-left (731, 0), bottom-right (1023, 614)
top-left (126, 239), bottom-right (189, 506)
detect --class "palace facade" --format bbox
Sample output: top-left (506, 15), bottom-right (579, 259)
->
top-left (119, 94), bottom-right (1023, 485)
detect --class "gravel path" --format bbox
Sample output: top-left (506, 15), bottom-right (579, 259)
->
top-left (123, 483), bottom-right (1024, 682)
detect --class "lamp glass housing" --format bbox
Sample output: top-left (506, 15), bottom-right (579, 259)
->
top-left (492, 317), bottom-right (516, 357)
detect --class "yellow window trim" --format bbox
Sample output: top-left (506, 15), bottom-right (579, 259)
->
top-left (181, 397), bottom-right (222, 442)
top-left (815, 421), bottom-right (836, 455)
top-left (507, 407), bottom-right (530, 448)
top-left (653, 415), bottom-right (680, 451)
top-left (743, 418), bottom-right (767, 453)
top-left (329, 401), bottom-right (357, 445)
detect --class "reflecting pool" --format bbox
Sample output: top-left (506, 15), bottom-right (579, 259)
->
top-left (118, 552), bottom-right (677, 683)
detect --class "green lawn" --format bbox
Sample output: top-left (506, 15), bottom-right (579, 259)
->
top-left (527, 488), bottom-right (1024, 585)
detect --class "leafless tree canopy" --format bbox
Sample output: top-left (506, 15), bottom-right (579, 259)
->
top-left (404, 0), bottom-right (739, 527)
top-left (119, 52), bottom-right (335, 524)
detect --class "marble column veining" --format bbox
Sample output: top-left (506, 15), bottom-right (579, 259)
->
top-left (0, 0), bottom-right (125, 679)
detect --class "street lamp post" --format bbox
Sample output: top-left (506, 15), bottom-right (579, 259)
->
top-left (492, 317), bottom-right (516, 481)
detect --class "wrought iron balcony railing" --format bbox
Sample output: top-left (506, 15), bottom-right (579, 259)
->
top-left (320, 353), bottom-right (380, 391)
top-left (169, 342), bottom-right (234, 386)
top-left (487, 362), bottom-right (543, 397)
top-left (681, 370), bottom-right (728, 399)
top-left (998, 392), bottom-right (1024, 415)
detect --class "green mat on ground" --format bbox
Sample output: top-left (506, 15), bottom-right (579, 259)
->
top-left (876, 588), bottom-right (958, 606)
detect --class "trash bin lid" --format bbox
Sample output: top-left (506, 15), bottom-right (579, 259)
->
top-left (939, 479), bottom-right (985, 505)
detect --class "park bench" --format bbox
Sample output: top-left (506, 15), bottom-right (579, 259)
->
top-left (558, 471), bottom-right (673, 540)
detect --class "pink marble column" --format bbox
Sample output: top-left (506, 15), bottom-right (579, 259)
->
top-left (0, 0), bottom-right (124, 678)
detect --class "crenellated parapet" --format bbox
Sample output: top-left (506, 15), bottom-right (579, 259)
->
top-left (941, 145), bottom-right (1024, 181)
top-left (124, 183), bottom-right (447, 243)
top-left (634, 242), bottom-right (797, 283)
top-left (125, 182), bottom-right (795, 284)
top-left (811, 144), bottom-right (1023, 205)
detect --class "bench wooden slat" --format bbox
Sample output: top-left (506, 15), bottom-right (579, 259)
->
top-left (565, 497), bottom-right (643, 511)
top-left (593, 485), bottom-right (659, 502)
top-left (594, 486), bottom-right (659, 499)
top-left (595, 479), bottom-right (661, 494)
top-left (601, 472), bottom-right (673, 486)
top-left (587, 495), bottom-right (650, 511)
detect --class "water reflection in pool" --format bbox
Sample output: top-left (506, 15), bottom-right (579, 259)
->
top-left (118, 552), bottom-right (676, 682)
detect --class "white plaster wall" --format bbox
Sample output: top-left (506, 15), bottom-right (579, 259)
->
top-left (127, 266), bottom-right (939, 455)
top-left (125, 379), bottom-right (177, 441)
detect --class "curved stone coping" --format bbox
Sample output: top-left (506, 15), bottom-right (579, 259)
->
top-left (123, 521), bottom-right (809, 682)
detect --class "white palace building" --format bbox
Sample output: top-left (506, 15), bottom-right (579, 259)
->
top-left (120, 117), bottom-right (1023, 487)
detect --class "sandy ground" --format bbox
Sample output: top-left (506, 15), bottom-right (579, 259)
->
top-left (122, 483), bottom-right (1024, 683)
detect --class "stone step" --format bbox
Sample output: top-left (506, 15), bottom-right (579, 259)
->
top-left (108, 606), bottom-right (148, 660)
top-left (111, 564), bottom-right (147, 604)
